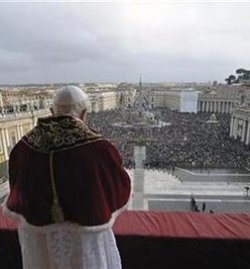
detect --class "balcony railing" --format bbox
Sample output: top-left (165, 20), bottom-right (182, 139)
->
top-left (0, 208), bottom-right (250, 269)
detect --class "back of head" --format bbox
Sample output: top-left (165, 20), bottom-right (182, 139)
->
top-left (52, 85), bottom-right (89, 117)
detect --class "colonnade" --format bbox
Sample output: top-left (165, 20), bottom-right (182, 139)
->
top-left (198, 100), bottom-right (237, 113)
top-left (230, 110), bottom-right (250, 145)
top-left (0, 109), bottom-right (51, 163)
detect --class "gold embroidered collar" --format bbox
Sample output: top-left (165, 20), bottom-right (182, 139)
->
top-left (23, 115), bottom-right (102, 153)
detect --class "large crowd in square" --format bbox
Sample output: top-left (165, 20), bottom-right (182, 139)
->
top-left (89, 108), bottom-right (250, 170)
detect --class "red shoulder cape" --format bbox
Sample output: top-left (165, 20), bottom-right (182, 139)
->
top-left (6, 116), bottom-right (131, 228)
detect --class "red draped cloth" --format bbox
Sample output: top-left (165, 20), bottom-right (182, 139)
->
top-left (1, 209), bottom-right (250, 269)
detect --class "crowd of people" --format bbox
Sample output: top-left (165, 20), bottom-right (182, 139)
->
top-left (88, 108), bottom-right (250, 170)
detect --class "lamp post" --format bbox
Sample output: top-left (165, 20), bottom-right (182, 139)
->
top-left (244, 186), bottom-right (249, 198)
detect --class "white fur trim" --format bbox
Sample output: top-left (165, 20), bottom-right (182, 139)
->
top-left (2, 194), bottom-right (130, 234)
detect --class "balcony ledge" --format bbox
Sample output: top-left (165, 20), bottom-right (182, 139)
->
top-left (1, 208), bottom-right (250, 269)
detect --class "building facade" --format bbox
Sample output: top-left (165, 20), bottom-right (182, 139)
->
top-left (0, 109), bottom-right (51, 182)
top-left (230, 107), bottom-right (250, 145)
top-left (150, 87), bottom-right (199, 112)
top-left (198, 91), bottom-right (240, 113)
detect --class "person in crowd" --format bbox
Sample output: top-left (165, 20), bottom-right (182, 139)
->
top-left (3, 85), bottom-right (131, 269)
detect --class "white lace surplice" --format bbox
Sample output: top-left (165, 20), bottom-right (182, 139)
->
top-left (18, 222), bottom-right (122, 269)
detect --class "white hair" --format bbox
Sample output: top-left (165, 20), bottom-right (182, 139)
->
top-left (52, 86), bottom-right (89, 117)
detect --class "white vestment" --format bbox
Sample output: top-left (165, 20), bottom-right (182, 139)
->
top-left (17, 220), bottom-right (122, 269)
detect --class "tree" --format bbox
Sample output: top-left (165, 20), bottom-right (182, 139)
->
top-left (225, 68), bottom-right (250, 85)
top-left (225, 75), bottom-right (236, 85)
top-left (236, 68), bottom-right (247, 74)
top-left (236, 68), bottom-right (250, 81)
top-left (229, 74), bottom-right (236, 83)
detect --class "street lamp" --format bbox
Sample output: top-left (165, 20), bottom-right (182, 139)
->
top-left (244, 186), bottom-right (249, 198)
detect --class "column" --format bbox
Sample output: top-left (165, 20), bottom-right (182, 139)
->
top-left (19, 124), bottom-right (24, 137)
top-left (230, 117), bottom-right (234, 137)
top-left (221, 102), bottom-right (224, 113)
top-left (31, 111), bottom-right (36, 127)
top-left (241, 120), bottom-right (246, 143)
top-left (245, 121), bottom-right (250, 145)
top-left (198, 101), bottom-right (201, 112)
top-left (218, 102), bottom-right (221, 113)
top-left (206, 101), bottom-right (209, 112)
top-left (1, 129), bottom-right (9, 161)
top-left (244, 121), bottom-right (249, 144)
top-left (233, 117), bottom-right (239, 139)
top-left (4, 128), bottom-right (10, 150)
top-left (16, 125), bottom-right (22, 140)
top-left (212, 101), bottom-right (215, 112)
top-left (232, 102), bottom-right (235, 110)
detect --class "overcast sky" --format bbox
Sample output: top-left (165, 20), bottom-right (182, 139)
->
top-left (1, 1), bottom-right (250, 84)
